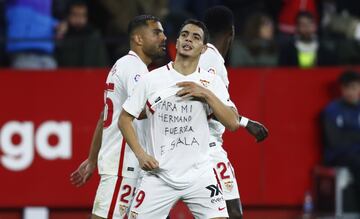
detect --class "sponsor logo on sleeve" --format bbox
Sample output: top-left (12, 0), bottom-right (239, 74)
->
top-left (208, 68), bottom-right (216, 74)
top-left (134, 74), bottom-right (141, 82)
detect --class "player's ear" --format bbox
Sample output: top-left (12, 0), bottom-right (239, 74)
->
top-left (133, 34), bottom-right (143, 46)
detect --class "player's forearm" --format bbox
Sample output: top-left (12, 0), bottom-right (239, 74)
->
top-left (204, 91), bottom-right (239, 131)
top-left (118, 110), bottom-right (147, 159)
top-left (88, 111), bottom-right (104, 164)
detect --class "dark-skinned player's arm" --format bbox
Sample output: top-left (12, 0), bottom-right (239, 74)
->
top-left (242, 118), bottom-right (269, 142)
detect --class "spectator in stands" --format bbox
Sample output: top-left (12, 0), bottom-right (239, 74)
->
top-left (90, 0), bottom-right (168, 63)
top-left (321, 0), bottom-right (360, 39)
top-left (279, 11), bottom-right (337, 68)
top-left (322, 70), bottom-right (360, 208)
top-left (56, 0), bottom-right (108, 67)
top-left (320, 0), bottom-right (360, 65)
top-left (230, 13), bottom-right (278, 67)
top-left (5, 0), bottom-right (58, 69)
top-left (277, 0), bottom-right (317, 43)
top-left (222, 0), bottom-right (282, 37)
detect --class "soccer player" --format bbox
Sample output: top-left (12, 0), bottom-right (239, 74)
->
top-left (199, 6), bottom-right (269, 218)
top-left (119, 19), bottom-right (238, 219)
top-left (69, 15), bottom-right (166, 219)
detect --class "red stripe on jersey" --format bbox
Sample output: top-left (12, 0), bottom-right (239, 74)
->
top-left (146, 100), bottom-right (154, 114)
top-left (166, 64), bottom-right (170, 70)
top-left (107, 139), bottom-right (126, 218)
top-left (107, 176), bottom-right (123, 218)
top-left (105, 83), bottom-right (115, 91)
top-left (213, 168), bottom-right (223, 191)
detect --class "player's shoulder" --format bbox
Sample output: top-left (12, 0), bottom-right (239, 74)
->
top-left (117, 52), bottom-right (144, 67)
top-left (110, 51), bottom-right (146, 75)
top-left (198, 67), bottom-right (223, 84)
top-left (200, 44), bottom-right (224, 73)
top-left (146, 63), bottom-right (171, 78)
top-left (201, 44), bottom-right (223, 62)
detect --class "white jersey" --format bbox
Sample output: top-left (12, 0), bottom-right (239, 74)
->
top-left (199, 43), bottom-right (229, 87)
top-left (98, 50), bottom-right (147, 177)
top-left (123, 62), bottom-right (233, 189)
top-left (199, 43), bottom-right (233, 148)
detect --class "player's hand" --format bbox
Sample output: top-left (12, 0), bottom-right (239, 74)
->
top-left (176, 81), bottom-right (209, 101)
top-left (70, 159), bottom-right (96, 187)
top-left (245, 120), bottom-right (269, 142)
top-left (55, 21), bottom-right (68, 39)
top-left (137, 153), bottom-right (159, 171)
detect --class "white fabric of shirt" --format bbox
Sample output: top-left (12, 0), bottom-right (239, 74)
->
top-left (98, 50), bottom-right (147, 178)
top-left (123, 62), bottom-right (233, 189)
top-left (199, 43), bottom-right (235, 149)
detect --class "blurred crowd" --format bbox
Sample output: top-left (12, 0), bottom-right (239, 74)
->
top-left (1, 0), bottom-right (360, 69)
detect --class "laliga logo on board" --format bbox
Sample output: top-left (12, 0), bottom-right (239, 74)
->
top-left (0, 120), bottom-right (72, 171)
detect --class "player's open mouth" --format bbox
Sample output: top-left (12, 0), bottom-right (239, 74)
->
top-left (160, 43), bottom-right (166, 51)
top-left (182, 44), bottom-right (192, 51)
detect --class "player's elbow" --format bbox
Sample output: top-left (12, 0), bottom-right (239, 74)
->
top-left (226, 121), bottom-right (240, 132)
top-left (118, 110), bottom-right (132, 132)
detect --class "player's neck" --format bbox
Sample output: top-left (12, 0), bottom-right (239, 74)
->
top-left (173, 55), bottom-right (199, 76)
top-left (132, 47), bottom-right (152, 66)
top-left (211, 38), bottom-right (228, 58)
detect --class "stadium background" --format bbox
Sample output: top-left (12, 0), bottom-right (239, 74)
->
top-left (1, 67), bottom-right (356, 218)
top-left (1, 0), bottom-right (360, 218)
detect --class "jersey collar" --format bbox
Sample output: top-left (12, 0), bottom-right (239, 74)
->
top-left (166, 61), bottom-right (201, 74)
top-left (128, 50), bottom-right (147, 67)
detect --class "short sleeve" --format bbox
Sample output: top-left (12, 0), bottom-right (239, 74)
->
top-left (116, 63), bottom-right (144, 98)
top-left (122, 77), bottom-right (148, 118)
top-left (210, 75), bottom-right (235, 109)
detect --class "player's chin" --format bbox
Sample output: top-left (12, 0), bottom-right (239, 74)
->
top-left (178, 50), bottom-right (192, 57)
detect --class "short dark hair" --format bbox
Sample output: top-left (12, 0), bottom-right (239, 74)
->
top-left (204, 6), bottom-right (234, 38)
top-left (66, 0), bottom-right (87, 15)
top-left (296, 10), bottom-right (314, 24)
top-left (338, 70), bottom-right (360, 86)
top-left (128, 15), bottom-right (160, 36)
top-left (178, 19), bottom-right (209, 44)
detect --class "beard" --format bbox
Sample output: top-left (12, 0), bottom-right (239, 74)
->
top-left (144, 45), bottom-right (166, 60)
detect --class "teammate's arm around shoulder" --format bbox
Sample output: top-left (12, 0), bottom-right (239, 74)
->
top-left (176, 81), bottom-right (239, 131)
top-left (118, 110), bottom-right (159, 171)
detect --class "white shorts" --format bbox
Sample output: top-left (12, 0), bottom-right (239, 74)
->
top-left (129, 169), bottom-right (228, 219)
top-left (212, 144), bottom-right (240, 201)
top-left (92, 175), bottom-right (138, 218)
